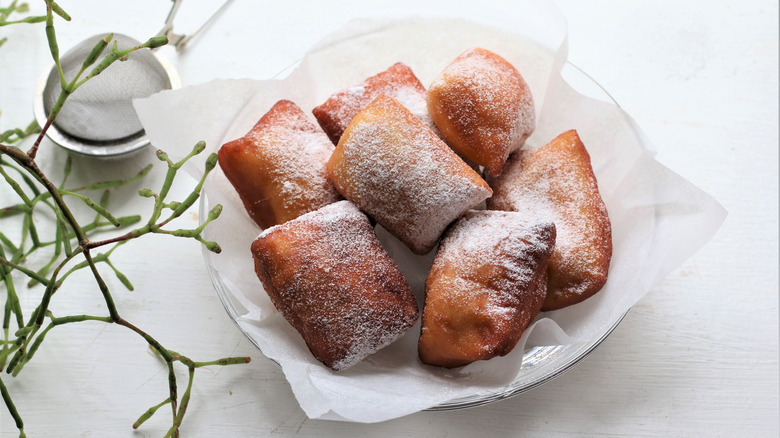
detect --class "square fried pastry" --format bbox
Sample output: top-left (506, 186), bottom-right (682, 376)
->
top-left (487, 130), bottom-right (612, 311)
top-left (327, 94), bottom-right (492, 255)
top-left (251, 200), bottom-right (419, 371)
top-left (418, 210), bottom-right (556, 368)
top-left (312, 62), bottom-right (436, 144)
top-left (428, 47), bottom-right (536, 177)
top-left (218, 100), bottom-right (341, 229)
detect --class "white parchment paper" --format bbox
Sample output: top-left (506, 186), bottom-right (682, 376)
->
top-left (134, 11), bottom-right (726, 423)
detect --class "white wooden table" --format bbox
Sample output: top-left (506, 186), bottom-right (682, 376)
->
top-left (1, 0), bottom-right (777, 436)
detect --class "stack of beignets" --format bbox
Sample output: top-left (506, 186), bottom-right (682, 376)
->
top-left (218, 100), bottom-right (341, 229)
top-left (418, 211), bottom-right (556, 368)
top-left (218, 46), bottom-right (614, 372)
top-left (251, 201), bottom-right (419, 371)
top-left (487, 130), bottom-right (612, 311)
top-left (327, 94), bottom-right (492, 255)
top-left (313, 62), bottom-right (436, 144)
top-left (428, 47), bottom-right (536, 176)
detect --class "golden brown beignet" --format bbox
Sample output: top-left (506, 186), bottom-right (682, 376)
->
top-left (251, 201), bottom-right (419, 371)
top-left (427, 47), bottom-right (535, 177)
top-left (327, 94), bottom-right (492, 255)
top-left (418, 210), bottom-right (556, 368)
top-left (312, 62), bottom-right (435, 144)
top-left (218, 100), bottom-right (341, 229)
top-left (487, 130), bottom-right (612, 311)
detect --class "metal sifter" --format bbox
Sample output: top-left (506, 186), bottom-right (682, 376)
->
top-left (33, 0), bottom-right (232, 157)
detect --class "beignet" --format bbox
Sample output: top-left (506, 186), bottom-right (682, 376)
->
top-left (218, 100), bottom-right (341, 229)
top-left (327, 94), bottom-right (492, 255)
top-left (418, 210), bottom-right (556, 368)
top-left (251, 201), bottom-right (419, 371)
top-left (313, 62), bottom-right (435, 144)
top-left (487, 130), bottom-right (612, 311)
top-left (427, 47), bottom-right (535, 177)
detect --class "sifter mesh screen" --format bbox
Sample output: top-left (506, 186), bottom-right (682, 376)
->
top-left (42, 33), bottom-right (172, 143)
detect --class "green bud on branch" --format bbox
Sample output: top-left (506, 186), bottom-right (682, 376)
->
top-left (193, 141), bottom-right (207, 155)
top-left (208, 204), bottom-right (223, 221)
top-left (0, 15), bottom-right (46, 26)
top-left (156, 150), bottom-right (174, 167)
top-left (145, 35), bottom-right (168, 49)
top-left (198, 238), bottom-right (222, 254)
top-left (0, 377), bottom-right (24, 437)
top-left (82, 33), bottom-right (112, 70)
top-left (133, 398), bottom-right (171, 429)
top-left (87, 51), bottom-right (119, 79)
top-left (49, 1), bottom-right (70, 21)
top-left (138, 188), bottom-right (155, 198)
top-left (106, 259), bottom-right (134, 291)
top-left (205, 152), bottom-right (218, 172)
top-left (194, 356), bottom-right (252, 367)
top-left (59, 190), bottom-right (121, 227)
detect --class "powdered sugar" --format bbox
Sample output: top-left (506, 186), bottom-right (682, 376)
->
top-left (328, 95), bottom-right (492, 254)
top-left (418, 210), bottom-right (556, 367)
top-left (428, 47), bottom-right (535, 175)
top-left (435, 210), bottom-right (556, 303)
top-left (487, 130), bottom-right (611, 302)
top-left (254, 201), bottom-right (418, 370)
top-left (313, 63), bottom-right (436, 143)
top-left (219, 100), bottom-right (341, 228)
top-left (249, 126), bottom-right (337, 212)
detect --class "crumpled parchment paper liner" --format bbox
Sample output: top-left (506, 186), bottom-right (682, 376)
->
top-left (134, 13), bottom-right (726, 424)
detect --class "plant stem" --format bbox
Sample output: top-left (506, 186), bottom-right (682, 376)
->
top-left (1, 6), bottom-right (246, 435)
top-left (0, 257), bottom-right (49, 286)
top-left (132, 398), bottom-right (171, 429)
top-left (0, 376), bottom-right (25, 438)
top-left (32, 248), bottom-right (82, 327)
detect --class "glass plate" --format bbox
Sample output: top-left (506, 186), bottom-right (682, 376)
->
top-left (200, 60), bottom-right (628, 411)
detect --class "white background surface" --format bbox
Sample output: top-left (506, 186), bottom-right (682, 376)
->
top-left (1, 0), bottom-right (777, 436)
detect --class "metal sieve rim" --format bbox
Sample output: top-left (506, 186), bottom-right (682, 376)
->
top-left (32, 36), bottom-right (181, 158)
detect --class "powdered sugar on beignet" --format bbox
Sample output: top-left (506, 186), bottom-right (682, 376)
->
top-left (487, 130), bottom-right (612, 311)
top-left (428, 47), bottom-right (535, 177)
top-left (252, 201), bottom-right (419, 371)
top-left (418, 210), bottom-right (556, 368)
top-left (218, 100), bottom-right (341, 229)
top-left (313, 62), bottom-right (436, 144)
top-left (327, 95), bottom-right (492, 255)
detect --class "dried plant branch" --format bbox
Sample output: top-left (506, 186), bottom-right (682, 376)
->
top-left (0, 2), bottom-right (249, 437)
